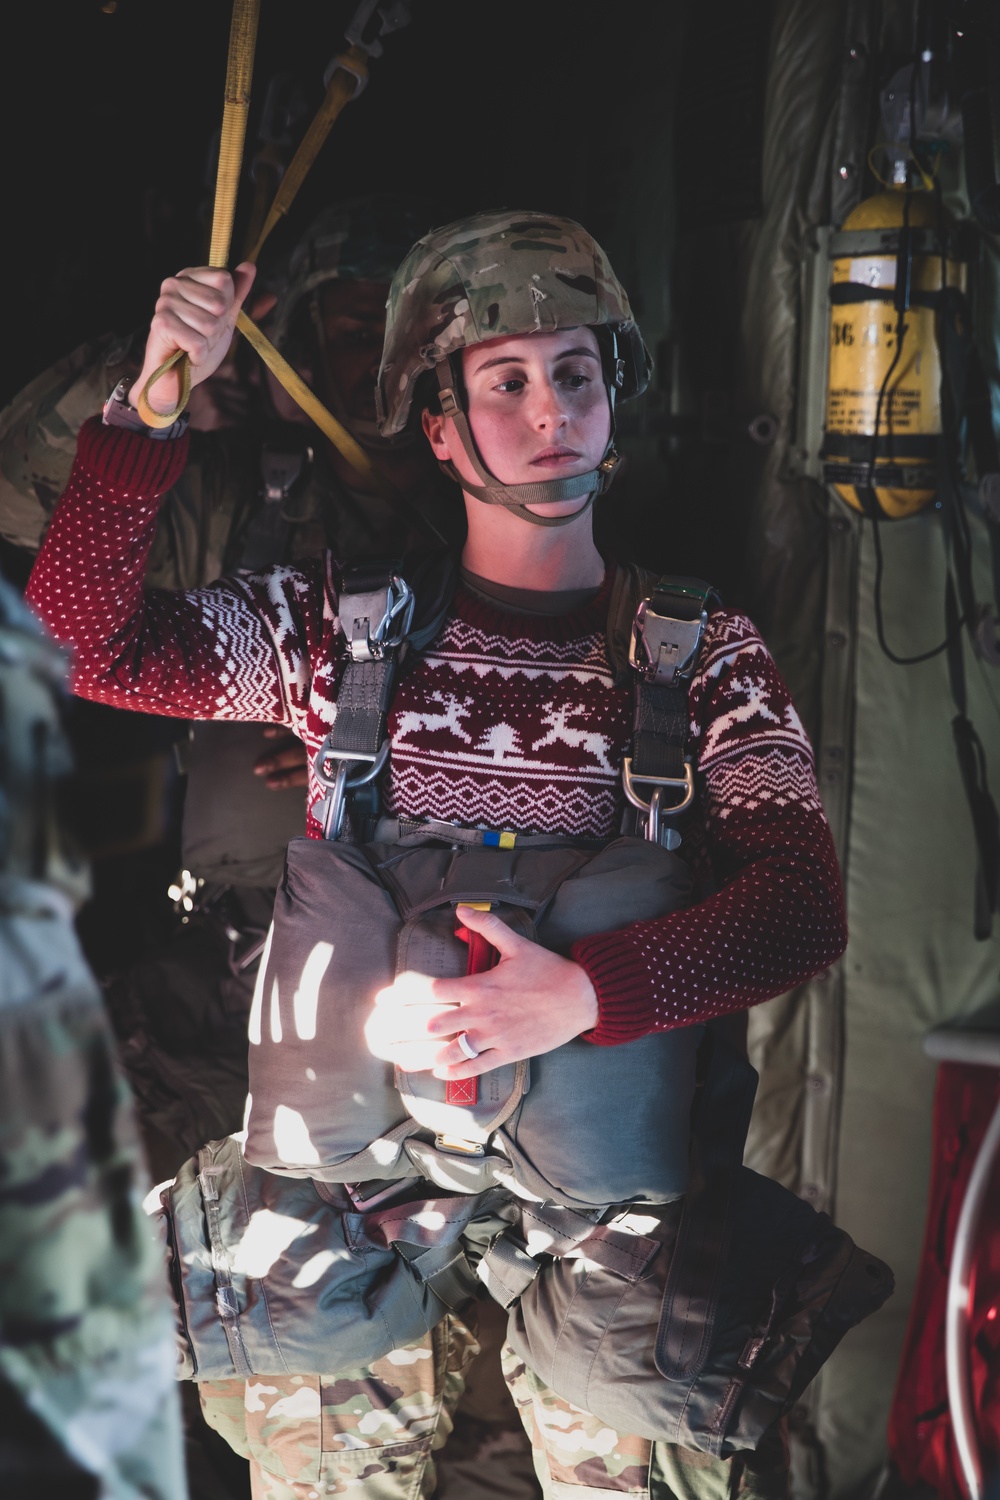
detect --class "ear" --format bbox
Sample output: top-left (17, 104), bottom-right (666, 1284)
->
top-left (421, 406), bottom-right (452, 462)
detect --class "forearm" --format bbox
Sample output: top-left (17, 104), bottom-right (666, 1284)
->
top-left (573, 807), bottom-right (847, 1044)
top-left (26, 418), bottom-right (286, 722)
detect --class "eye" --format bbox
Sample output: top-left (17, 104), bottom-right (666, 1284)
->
top-left (557, 366), bottom-right (596, 390)
top-left (494, 377), bottom-right (525, 394)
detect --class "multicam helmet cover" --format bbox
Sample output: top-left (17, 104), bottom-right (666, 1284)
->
top-left (269, 196), bottom-right (433, 355)
top-left (376, 208), bottom-right (651, 438)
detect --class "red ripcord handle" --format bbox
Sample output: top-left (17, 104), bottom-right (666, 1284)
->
top-left (448, 921), bottom-right (501, 1106)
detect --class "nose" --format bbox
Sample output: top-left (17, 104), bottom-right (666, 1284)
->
top-left (529, 374), bottom-right (569, 432)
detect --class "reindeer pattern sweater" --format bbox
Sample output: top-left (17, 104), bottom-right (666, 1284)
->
top-left (27, 419), bottom-right (847, 1044)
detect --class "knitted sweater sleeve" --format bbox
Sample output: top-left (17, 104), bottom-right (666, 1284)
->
top-left (572, 610), bottom-right (847, 1044)
top-left (26, 417), bottom-right (327, 725)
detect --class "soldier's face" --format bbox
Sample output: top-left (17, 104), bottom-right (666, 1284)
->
top-left (422, 327), bottom-right (611, 519)
top-left (317, 279), bottom-right (391, 419)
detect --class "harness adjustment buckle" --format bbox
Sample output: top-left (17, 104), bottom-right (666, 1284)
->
top-left (314, 740), bottom-right (390, 840)
top-left (340, 575), bottom-right (415, 663)
top-left (622, 757), bottom-right (694, 846)
top-left (435, 1134), bottom-right (486, 1158)
top-left (629, 600), bottom-right (706, 685)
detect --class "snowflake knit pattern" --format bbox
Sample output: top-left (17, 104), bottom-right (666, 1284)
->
top-left (27, 418), bottom-right (847, 1044)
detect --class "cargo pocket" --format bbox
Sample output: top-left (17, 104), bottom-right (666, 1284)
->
top-left (502, 1343), bottom-right (652, 1498)
top-left (242, 1315), bottom-right (478, 1499)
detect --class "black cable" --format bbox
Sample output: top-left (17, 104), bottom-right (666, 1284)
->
top-left (864, 41), bottom-right (967, 666)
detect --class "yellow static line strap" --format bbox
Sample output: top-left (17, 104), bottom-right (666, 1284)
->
top-left (246, 48), bottom-right (369, 265)
top-left (237, 311), bottom-right (396, 499)
top-left (236, 311), bottom-right (447, 546)
top-left (137, 0), bottom-right (260, 429)
top-left (462, 902), bottom-right (494, 912)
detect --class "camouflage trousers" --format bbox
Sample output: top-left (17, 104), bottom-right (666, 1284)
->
top-left (501, 1348), bottom-right (789, 1500)
top-left (199, 1313), bottom-right (478, 1499)
top-left (200, 1323), bottom-right (788, 1500)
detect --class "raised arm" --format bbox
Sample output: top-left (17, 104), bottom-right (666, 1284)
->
top-left (26, 264), bottom-right (324, 725)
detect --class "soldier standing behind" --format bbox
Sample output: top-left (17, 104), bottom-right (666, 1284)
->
top-left (0, 575), bottom-right (186, 1500)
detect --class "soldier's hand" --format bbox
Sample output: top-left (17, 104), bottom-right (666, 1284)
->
top-left (254, 729), bottom-right (309, 789)
top-left (130, 263), bottom-right (257, 417)
top-left (364, 904), bottom-right (599, 1077)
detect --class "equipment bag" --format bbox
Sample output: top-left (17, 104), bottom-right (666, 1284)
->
top-left (501, 1034), bottom-right (895, 1456)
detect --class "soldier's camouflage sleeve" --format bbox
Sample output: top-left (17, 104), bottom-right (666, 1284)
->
top-left (0, 580), bottom-right (187, 1500)
top-left (0, 333), bottom-right (140, 553)
top-left (0, 334), bottom-right (255, 590)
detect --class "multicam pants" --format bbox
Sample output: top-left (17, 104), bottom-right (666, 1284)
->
top-left (200, 1323), bottom-right (789, 1500)
top-left (501, 1349), bottom-right (789, 1500)
top-left (199, 1314), bottom-right (478, 1499)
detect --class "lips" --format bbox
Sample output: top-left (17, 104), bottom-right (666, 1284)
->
top-left (531, 446), bottom-right (582, 466)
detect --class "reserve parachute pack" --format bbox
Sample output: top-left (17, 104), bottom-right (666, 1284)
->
top-left (159, 560), bottom-right (893, 1453)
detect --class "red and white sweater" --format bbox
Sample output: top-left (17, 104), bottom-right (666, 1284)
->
top-left (27, 418), bottom-right (847, 1045)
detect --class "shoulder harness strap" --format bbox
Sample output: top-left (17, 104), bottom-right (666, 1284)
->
top-left (618, 572), bottom-right (722, 848)
top-left (314, 550), bottom-right (457, 841)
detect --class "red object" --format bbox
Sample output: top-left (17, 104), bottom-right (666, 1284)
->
top-left (447, 922), bottom-right (501, 1107)
top-left (887, 1062), bottom-right (1000, 1498)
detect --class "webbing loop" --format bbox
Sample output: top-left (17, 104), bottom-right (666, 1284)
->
top-left (136, 0), bottom-right (260, 429)
top-left (245, 47), bottom-right (369, 264)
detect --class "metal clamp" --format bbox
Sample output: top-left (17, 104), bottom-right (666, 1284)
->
top-left (324, 0), bottom-right (412, 89)
top-left (315, 740), bottom-right (390, 840)
top-left (340, 575), bottom-right (415, 662)
top-left (629, 600), bottom-right (706, 685)
top-left (622, 757), bottom-right (694, 846)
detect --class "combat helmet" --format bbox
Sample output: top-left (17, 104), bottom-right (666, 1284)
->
top-left (270, 196), bottom-right (434, 447)
top-left (376, 209), bottom-right (652, 525)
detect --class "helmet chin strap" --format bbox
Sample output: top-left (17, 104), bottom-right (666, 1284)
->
top-left (434, 355), bottom-right (623, 529)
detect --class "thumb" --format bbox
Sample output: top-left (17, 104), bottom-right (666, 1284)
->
top-left (455, 904), bottom-right (526, 958)
top-left (232, 261), bottom-right (258, 312)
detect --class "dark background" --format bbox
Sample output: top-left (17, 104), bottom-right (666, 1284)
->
top-left (0, 0), bottom-right (638, 406)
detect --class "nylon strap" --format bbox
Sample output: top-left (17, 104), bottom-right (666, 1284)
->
top-left (821, 431), bottom-right (939, 461)
top-left (245, 48), bottom-right (368, 264)
top-left (198, 1158), bottom-right (254, 1378)
top-left (237, 311), bottom-right (447, 546)
top-left (655, 1035), bottom-right (758, 1383)
top-left (934, 288), bottom-right (1000, 935)
top-left (828, 281), bottom-right (949, 309)
top-left (631, 578), bottom-right (718, 784)
top-left (320, 556), bottom-right (456, 839)
top-left (137, 0), bottom-right (260, 428)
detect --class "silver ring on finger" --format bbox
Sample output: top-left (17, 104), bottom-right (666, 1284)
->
top-left (456, 1030), bottom-right (480, 1061)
